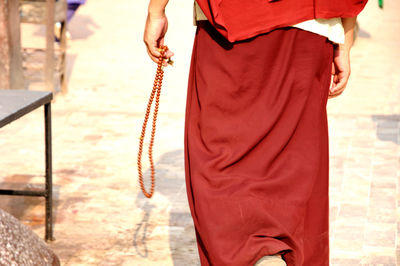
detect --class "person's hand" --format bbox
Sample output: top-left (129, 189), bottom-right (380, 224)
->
top-left (329, 45), bottom-right (351, 99)
top-left (143, 12), bottom-right (174, 66)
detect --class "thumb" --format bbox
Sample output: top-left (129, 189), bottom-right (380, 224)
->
top-left (147, 39), bottom-right (162, 59)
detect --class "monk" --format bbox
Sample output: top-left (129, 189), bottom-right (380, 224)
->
top-left (143, 0), bottom-right (367, 265)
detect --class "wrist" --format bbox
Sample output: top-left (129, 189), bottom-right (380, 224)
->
top-left (148, 6), bottom-right (166, 18)
top-left (337, 43), bottom-right (351, 53)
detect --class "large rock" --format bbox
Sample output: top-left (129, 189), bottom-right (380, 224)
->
top-left (0, 209), bottom-right (60, 266)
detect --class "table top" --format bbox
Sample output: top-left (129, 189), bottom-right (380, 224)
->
top-left (0, 90), bottom-right (53, 128)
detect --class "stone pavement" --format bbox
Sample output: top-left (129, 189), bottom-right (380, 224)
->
top-left (0, 0), bottom-right (399, 265)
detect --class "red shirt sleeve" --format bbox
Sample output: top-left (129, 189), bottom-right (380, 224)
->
top-left (196, 0), bottom-right (368, 42)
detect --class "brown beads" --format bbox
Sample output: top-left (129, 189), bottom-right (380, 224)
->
top-left (138, 46), bottom-right (168, 198)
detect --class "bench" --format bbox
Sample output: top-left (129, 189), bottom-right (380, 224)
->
top-left (0, 89), bottom-right (54, 241)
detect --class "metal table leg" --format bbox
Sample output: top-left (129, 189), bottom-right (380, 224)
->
top-left (44, 102), bottom-right (54, 241)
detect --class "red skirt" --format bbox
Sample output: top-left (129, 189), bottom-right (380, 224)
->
top-left (184, 21), bottom-right (333, 266)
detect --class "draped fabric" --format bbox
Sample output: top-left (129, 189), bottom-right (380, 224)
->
top-left (195, 0), bottom-right (367, 42)
top-left (184, 21), bottom-right (333, 266)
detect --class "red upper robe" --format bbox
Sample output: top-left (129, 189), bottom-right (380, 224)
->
top-left (195, 0), bottom-right (368, 42)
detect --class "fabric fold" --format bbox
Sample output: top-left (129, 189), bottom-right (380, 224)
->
top-left (184, 21), bottom-right (333, 265)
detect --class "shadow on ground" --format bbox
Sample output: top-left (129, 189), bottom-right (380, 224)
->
top-left (133, 149), bottom-right (200, 265)
top-left (0, 174), bottom-right (60, 233)
top-left (68, 14), bottom-right (101, 41)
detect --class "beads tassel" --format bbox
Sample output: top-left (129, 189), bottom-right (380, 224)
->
top-left (138, 46), bottom-right (168, 198)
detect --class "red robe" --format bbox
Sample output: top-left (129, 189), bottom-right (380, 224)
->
top-left (185, 21), bottom-right (333, 266)
top-left (185, 3), bottom-right (368, 265)
top-left (195, 0), bottom-right (368, 42)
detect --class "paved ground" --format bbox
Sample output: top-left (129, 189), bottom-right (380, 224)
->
top-left (0, 0), bottom-right (399, 265)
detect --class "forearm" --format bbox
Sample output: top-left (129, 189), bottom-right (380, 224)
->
top-left (340, 17), bottom-right (357, 52)
top-left (148, 0), bottom-right (169, 17)
top-left (144, 0), bottom-right (173, 63)
top-left (329, 17), bottom-right (357, 97)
